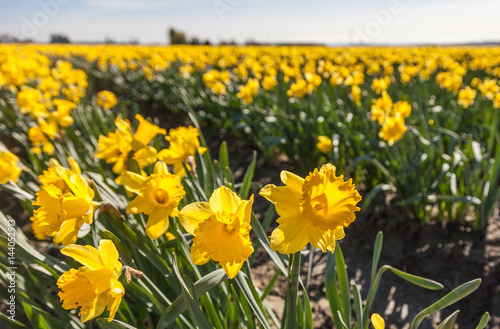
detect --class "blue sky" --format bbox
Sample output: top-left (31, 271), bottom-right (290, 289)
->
top-left (1, 0), bottom-right (499, 44)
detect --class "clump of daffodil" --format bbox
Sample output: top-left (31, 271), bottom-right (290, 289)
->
top-left (378, 113), bottom-right (407, 146)
top-left (350, 85), bottom-right (362, 106)
top-left (371, 76), bottom-right (391, 94)
top-left (95, 115), bottom-right (165, 182)
top-left (237, 78), bottom-right (260, 104)
top-left (97, 90), bottom-right (118, 110)
top-left (457, 86), bottom-right (477, 109)
top-left (371, 92), bottom-right (411, 146)
top-left (371, 313), bottom-right (385, 329)
top-left (57, 239), bottom-right (124, 323)
top-left (158, 125), bottom-right (207, 177)
top-left (50, 98), bottom-right (77, 127)
top-left (123, 161), bottom-right (185, 239)
top-left (179, 186), bottom-right (254, 279)
top-left (0, 149), bottom-right (22, 184)
top-left (28, 124), bottom-right (56, 155)
top-left (260, 164), bottom-right (361, 254)
top-left (317, 135), bottom-right (333, 153)
top-left (30, 157), bottom-right (99, 245)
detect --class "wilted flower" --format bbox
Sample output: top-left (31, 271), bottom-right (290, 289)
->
top-left (260, 164), bottom-right (361, 254)
top-left (179, 186), bottom-right (254, 278)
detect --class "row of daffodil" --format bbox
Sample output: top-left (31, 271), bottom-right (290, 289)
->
top-left (2, 44), bottom-right (498, 154)
top-left (2, 43), bottom-right (498, 229)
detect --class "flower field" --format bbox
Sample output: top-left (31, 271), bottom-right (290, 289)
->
top-left (0, 44), bottom-right (498, 328)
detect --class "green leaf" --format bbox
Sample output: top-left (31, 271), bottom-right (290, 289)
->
top-left (335, 243), bottom-right (351, 327)
top-left (370, 232), bottom-right (383, 285)
top-left (170, 254), bottom-right (213, 328)
top-left (96, 318), bottom-right (139, 329)
top-left (235, 271), bottom-right (272, 329)
top-left (325, 252), bottom-right (343, 329)
top-left (250, 213), bottom-right (287, 275)
top-left (238, 151), bottom-right (257, 200)
top-left (410, 279), bottom-right (481, 329)
top-left (475, 312), bottom-right (490, 329)
top-left (157, 269), bottom-right (227, 329)
top-left (387, 266), bottom-right (443, 290)
top-left (436, 310), bottom-right (459, 329)
top-left (0, 313), bottom-right (27, 328)
top-left (353, 284), bottom-right (363, 329)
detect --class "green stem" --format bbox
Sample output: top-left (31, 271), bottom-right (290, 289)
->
top-left (284, 251), bottom-right (301, 329)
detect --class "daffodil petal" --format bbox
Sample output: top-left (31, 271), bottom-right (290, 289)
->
top-left (280, 170), bottom-right (304, 194)
top-left (371, 313), bottom-right (385, 329)
top-left (146, 209), bottom-right (170, 239)
top-left (179, 201), bottom-right (213, 235)
top-left (308, 225), bottom-right (345, 253)
top-left (154, 161), bottom-right (169, 175)
top-left (221, 261), bottom-right (244, 279)
top-left (98, 239), bottom-right (120, 271)
top-left (270, 216), bottom-right (310, 254)
top-left (235, 194), bottom-right (254, 224)
top-left (191, 243), bottom-right (211, 265)
top-left (122, 171), bottom-right (146, 193)
top-left (54, 217), bottom-right (84, 246)
top-left (259, 184), bottom-right (301, 218)
top-left (126, 195), bottom-right (155, 215)
top-left (61, 244), bottom-right (103, 270)
top-left (209, 186), bottom-right (241, 214)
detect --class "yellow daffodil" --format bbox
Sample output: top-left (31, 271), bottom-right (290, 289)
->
top-left (350, 85), bottom-right (362, 106)
top-left (457, 86), bottom-right (477, 109)
top-left (317, 135), bottom-right (333, 153)
top-left (31, 162), bottom-right (97, 245)
top-left (262, 75), bottom-right (278, 90)
top-left (131, 114), bottom-right (166, 151)
top-left (371, 91), bottom-right (393, 125)
top-left (58, 240), bottom-right (124, 323)
top-left (179, 186), bottom-right (254, 278)
top-left (371, 313), bottom-right (385, 329)
top-left (28, 125), bottom-right (55, 155)
top-left (371, 76), bottom-right (391, 94)
top-left (378, 114), bottom-right (407, 146)
top-left (260, 164), bottom-right (361, 254)
top-left (158, 126), bottom-right (207, 177)
top-left (50, 99), bottom-right (77, 127)
top-left (16, 86), bottom-right (48, 119)
top-left (95, 117), bottom-right (133, 174)
top-left (123, 161), bottom-right (185, 239)
top-left (38, 157), bottom-right (81, 191)
top-left (0, 149), bottom-right (22, 184)
top-left (97, 90), bottom-right (118, 110)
